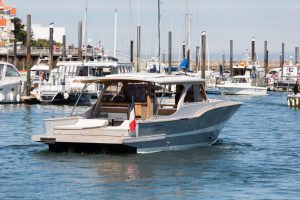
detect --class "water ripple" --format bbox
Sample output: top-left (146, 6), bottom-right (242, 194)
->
top-left (0, 92), bottom-right (300, 200)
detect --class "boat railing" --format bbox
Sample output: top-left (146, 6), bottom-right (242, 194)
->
top-left (38, 82), bottom-right (65, 92)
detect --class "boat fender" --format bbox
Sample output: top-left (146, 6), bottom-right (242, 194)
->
top-left (0, 92), bottom-right (4, 102)
top-left (63, 92), bottom-right (69, 100)
top-left (9, 91), bottom-right (14, 102)
top-left (16, 93), bottom-right (21, 102)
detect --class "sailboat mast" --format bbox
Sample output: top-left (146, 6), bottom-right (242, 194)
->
top-left (158, 0), bottom-right (161, 73)
top-left (185, 0), bottom-right (190, 48)
top-left (114, 9), bottom-right (118, 58)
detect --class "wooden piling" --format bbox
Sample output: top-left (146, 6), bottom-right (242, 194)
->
top-left (130, 40), bottom-right (133, 63)
top-left (168, 31), bottom-right (172, 74)
top-left (62, 35), bottom-right (66, 61)
top-left (78, 21), bottom-right (83, 61)
top-left (251, 37), bottom-right (256, 64)
top-left (281, 42), bottom-right (285, 66)
top-left (201, 31), bottom-right (206, 79)
top-left (182, 42), bottom-right (186, 59)
top-left (26, 14), bottom-right (31, 96)
top-left (195, 46), bottom-right (200, 72)
top-left (264, 41), bottom-right (268, 75)
top-left (295, 47), bottom-right (299, 64)
top-left (49, 23), bottom-right (54, 71)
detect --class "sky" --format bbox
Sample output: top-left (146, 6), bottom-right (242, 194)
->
top-left (7, 0), bottom-right (300, 61)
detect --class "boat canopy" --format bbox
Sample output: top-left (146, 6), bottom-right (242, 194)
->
top-left (73, 73), bottom-right (206, 85)
top-left (31, 65), bottom-right (49, 71)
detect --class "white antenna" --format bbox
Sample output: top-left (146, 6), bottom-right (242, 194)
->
top-left (114, 9), bottom-right (118, 58)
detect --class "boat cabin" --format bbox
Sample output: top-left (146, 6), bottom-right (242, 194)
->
top-left (80, 74), bottom-right (208, 125)
top-left (231, 76), bottom-right (250, 83)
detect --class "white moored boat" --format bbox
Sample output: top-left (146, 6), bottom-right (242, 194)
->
top-left (32, 60), bottom-right (133, 104)
top-left (32, 73), bottom-right (242, 153)
top-left (217, 75), bottom-right (267, 95)
top-left (0, 62), bottom-right (25, 103)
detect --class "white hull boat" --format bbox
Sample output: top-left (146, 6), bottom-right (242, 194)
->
top-left (0, 62), bottom-right (25, 103)
top-left (217, 75), bottom-right (267, 95)
top-left (32, 60), bottom-right (133, 104)
top-left (32, 73), bottom-right (242, 153)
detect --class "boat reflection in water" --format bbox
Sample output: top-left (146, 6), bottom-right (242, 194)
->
top-left (32, 73), bottom-right (242, 153)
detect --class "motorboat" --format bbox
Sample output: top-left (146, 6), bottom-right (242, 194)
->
top-left (32, 73), bottom-right (242, 153)
top-left (0, 62), bottom-right (25, 103)
top-left (217, 75), bottom-right (267, 95)
top-left (217, 62), bottom-right (267, 95)
top-left (32, 59), bottom-right (133, 104)
top-left (30, 57), bottom-right (50, 87)
top-left (273, 59), bottom-right (300, 91)
top-left (146, 57), bottom-right (166, 73)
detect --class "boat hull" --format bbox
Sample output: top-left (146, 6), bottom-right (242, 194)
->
top-left (125, 102), bottom-right (241, 153)
top-left (33, 101), bottom-right (241, 154)
top-left (0, 81), bottom-right (23, 103)
top-left (217, 85), bottom-right (267, 95)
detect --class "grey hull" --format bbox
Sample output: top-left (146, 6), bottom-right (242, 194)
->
top-left (125, 102), bottom-right (241, 153)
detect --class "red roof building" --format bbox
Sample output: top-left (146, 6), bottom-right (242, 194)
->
top-left (0, 0), bottom-right (17, 47)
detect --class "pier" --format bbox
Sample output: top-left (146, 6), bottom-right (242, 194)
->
top-left (0, 47), bottom-right (94, 68)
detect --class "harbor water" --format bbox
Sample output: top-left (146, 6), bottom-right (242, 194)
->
top-left (0, 92), bottom-right (299, 200)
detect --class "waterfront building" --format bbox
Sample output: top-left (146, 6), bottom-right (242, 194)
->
top-left (0, 0), bottom-right (16, 47)
top-left (31, 24), bottom-right (65, 44)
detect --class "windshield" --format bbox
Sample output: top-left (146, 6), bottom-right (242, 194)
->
top-left (232, 78), bottom-right (247, 83)
top-left (5, 65), bottom-right (20, 77)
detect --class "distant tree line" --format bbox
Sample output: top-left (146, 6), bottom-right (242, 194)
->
top-left (11, 17), bottom-right (61, 48)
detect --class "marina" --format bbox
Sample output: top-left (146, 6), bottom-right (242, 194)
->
top-left (0, 92), bottom-right (299, 199)
top-left (1, 0), bottom-right (300, 199)
top-left (32, 73), bottom-right (241, 153)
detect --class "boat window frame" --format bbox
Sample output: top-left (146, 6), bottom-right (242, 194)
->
top-left (5, 64), bottom-right (20, 78)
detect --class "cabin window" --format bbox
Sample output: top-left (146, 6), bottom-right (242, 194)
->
top-left (288, 67), bottom-right (294, 73)
top-left (127, 83), bottom-right (148, 103)
top-left (101, 81), bottom-right (148, 103)
top-left (5, 65), bottom-right (20, 77)
top-left (182, 84), bottom-right (207, 103)
top-left (78, 67), bottom-right (87, 76)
